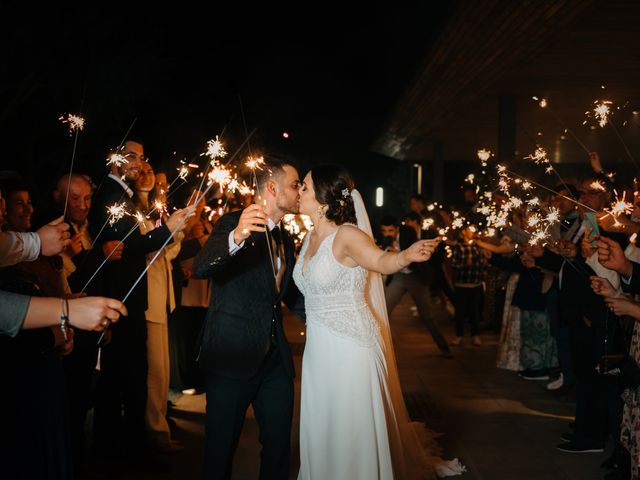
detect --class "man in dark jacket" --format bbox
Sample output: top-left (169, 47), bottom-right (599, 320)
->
top-left (87, 139), bottom-right (191, 466)
top-left (380, 215), bottom-right (451, 356)
top-left (194, 157), bottom-right (305, 480)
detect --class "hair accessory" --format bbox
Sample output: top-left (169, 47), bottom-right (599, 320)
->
top-left (341, 188), bottom-right (351, 198)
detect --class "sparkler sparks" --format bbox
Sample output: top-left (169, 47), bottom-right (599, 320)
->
top-left (451, 218), bottom-right (465, 229)
top-left (592, 100), bottom-right (613, 128)
top-left (525, 146), bottom-right (549, 165)
top-left (207, 162), bottom-right (232, 190)
top-left (203, 136), bottom-right (228, 159)
top-left (107, 202), bottom-right (128, 226)
top-left (608, 190), bottom-right (633, 217)
top-left (589, 181), bottom-right (606, 192)
top-left (106, 152), bottom-right (128, 167)
top-left (245, 155), bottom-right (265, 170)
top-left (545, 207), bottom-right (561, 225)
top-left (522, 181), bottom-right (532, 191)
top-left (477, 149), bottom-right (492, 162)
top-left (529, 230), bottom-right (548, 246)
top-left (422, 218), bottom-right (435, 230)
top-left (527, 197), bottom-right (540, 207)
top-left (177, 165), bottom-right (190, 180)
top-left (59, 113), bottom-right (86, 134)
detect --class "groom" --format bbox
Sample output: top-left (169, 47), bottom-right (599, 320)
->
top-left (193, 157), bottom-right (305, 480)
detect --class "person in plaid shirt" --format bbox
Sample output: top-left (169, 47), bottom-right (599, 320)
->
top-left (450, 226), bottom-right (486, 346)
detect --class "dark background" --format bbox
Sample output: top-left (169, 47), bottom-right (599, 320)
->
top-left (0, 1), bottom-right (456, 219)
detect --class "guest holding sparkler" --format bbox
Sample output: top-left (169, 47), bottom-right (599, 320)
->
top-left (380, 215), bottom-right (452, 357)
top-left (133, 160), bottom-right (185, 453)
top-left (89, 139), bottom-right (192, 471)
top-left (450, 226), bottom-right (486, 346)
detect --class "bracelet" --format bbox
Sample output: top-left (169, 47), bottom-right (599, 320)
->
top-left (60, 298), bottom-right (69, 342)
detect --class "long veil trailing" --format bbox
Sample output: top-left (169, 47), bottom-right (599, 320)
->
top-left (351, 189), bottom-right (465, 478)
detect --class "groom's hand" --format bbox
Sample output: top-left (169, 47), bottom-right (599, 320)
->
top-left (233, 204), bottom-right (267, 245)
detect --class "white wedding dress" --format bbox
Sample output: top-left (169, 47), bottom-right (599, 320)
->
top-left (293, 191), bottom-right (465, 480)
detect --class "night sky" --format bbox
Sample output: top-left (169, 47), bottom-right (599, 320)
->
top-left (0, 1), bottom-right (454, 210)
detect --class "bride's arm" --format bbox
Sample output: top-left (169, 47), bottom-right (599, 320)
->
top-left (334, 225), bottom-right (439, 275)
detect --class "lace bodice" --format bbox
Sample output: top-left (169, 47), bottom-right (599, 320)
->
top-left (293, 228), bottom-right (379, 346)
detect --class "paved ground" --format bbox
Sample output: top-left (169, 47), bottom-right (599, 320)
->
top-left (96, 297), bottom-right (611, 479)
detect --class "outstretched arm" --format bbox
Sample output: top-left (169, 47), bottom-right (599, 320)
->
top-left (334, 224), bottom-right (439, 275)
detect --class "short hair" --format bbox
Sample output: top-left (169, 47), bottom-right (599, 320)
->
top-left (555, 182), bottom-right (579, 199)
top-left (402, 211), bottom-right (422, 223)
top-left (55, 173), bottom-right (91, 193)
top-left (255, 156), bottom-right (293, 190)
top-left (380, 215), bottom-right (398, 227)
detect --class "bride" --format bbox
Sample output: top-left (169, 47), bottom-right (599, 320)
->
top-left (293, 164), bottom-right (464, 479)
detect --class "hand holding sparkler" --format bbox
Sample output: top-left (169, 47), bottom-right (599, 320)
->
top-left (102, 240), bottom-right (124, 261)
top-left (589, 152), bottom-right (604, 174)
top-left (67, 296), bottom-right (127, 331)
top-left (401, 238), bottom-right (441, 265)
top-left (590, 276), bottom-right (620, 298)
top-left (596, 236), bottom-right (633, 277)
top-left (604, 296), bottom-right (640, 319)
top-left (165, 207), bottom-right (196, 233)
top-left (233, 204), bottom-right (268, 245)
top-left (37, 216), bottom-right (71, 256)
top-left (581, 228), bottom-right (598, 258)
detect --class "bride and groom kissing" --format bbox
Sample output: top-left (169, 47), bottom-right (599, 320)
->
top-left (193, 158), bottom-right (448, 479)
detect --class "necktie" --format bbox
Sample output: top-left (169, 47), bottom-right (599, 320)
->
top-left (270, 225), bottom-right (286, 292)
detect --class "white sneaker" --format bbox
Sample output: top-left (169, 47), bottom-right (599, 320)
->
top-left (546, 373), bottom-right (564, 390)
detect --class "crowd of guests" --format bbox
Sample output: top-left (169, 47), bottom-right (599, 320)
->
top-left (5, 139), bottom-right (640, 479)
top-left (386, 155), bottom-right (640, 478)
top-left (0, 138), bottom-right (236, 478)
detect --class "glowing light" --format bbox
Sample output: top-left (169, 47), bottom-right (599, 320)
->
top-left (203, 136), bottom-right (228, 159)
top-left (589, 181), bottom-right (606, 192)
top-left (207, 163), bottom-right (232, 190)
top-left (525, 147), bottom-right (549, 165)
top-left (452, 218), bottom-right (464, 229)
top-left (527, 197), bottom-right (540, 207)
top-left (477, 149), bottom-right (491, 162)
top-left (282, 132), bottom-right (289, 139)
top-left (59, 113), bottom-right (86, 134)
top-left (608, 190), bottom-right (633, 217)
top-left (245, 155), bottom-right (265, 170)
top-left (106, 152), bottom-right (128, 167)
top-left (545, 207), bottom-right (560, 225)
top-left (422, 218), bottom-right (435, 230)
top-left (527, 214), bottom-right (542, 228)
top-left (593, 100), bottom-right (613, 128)
top-left (539, 98), bottom-right (548, 108)
top-left (375, 187), bottom-right (384, 207)
top-left (522, 181), bottom-right (532, 191)
top-left (178, 165), bottom-right (189, 180)
top-left (107, 202), bottom-right (127, 226)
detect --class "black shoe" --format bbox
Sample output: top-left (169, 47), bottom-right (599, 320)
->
top-left (556, 441), bottom-right (604, 453)
top-left (440, 349), bottom-right (454, 359)
top-left (519, 369), bottom-right (550, 380)
top-left (560, 432), bottom-right (573, 442)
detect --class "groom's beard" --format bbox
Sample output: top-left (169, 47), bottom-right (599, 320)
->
top-left (277, 198), bottom-right (300, 215)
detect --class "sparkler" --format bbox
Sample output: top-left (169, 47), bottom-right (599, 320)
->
top-left (59, 113), bottom-right (85, 135)
top-left (585, 100), bottom-right (613, 128)
top-left (203, 136), bottom-right (228, 160)
top-left (107, 202), bottom-right (128, 226)
top-left (246, 155), bottom-right (265, 170)
top-left (106, 151), bottom-right (128, 167)
top-left (59, 112), bottom-right (86, 218)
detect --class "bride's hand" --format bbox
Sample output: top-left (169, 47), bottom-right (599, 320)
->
top-left (401, 238), bottom-right (440, 265)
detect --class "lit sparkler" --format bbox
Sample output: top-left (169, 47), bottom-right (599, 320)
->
top-left (107, 202), bottom-right (128, 226)
top-left (59, 113), bottom-right (86, 135)
top-left (477, 149), bottom-right (492, 162)
top-left (246, 155), bottom-right (265, 170)
top-left (203, 136), bottom-right (228, 159)
top-left (106, 152), bottom-right (128, 167)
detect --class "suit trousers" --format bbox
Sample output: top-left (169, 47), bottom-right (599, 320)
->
top-left (93, 311), bottom-right (148, 457)
top-left (385, 272), bottom-right (450, 351)
top-left (203, 346), bottom-right (293, 480)
top-left (146, 320), bottom-right (171, 445)
top-left (454, 285), bottom-right (483, 337)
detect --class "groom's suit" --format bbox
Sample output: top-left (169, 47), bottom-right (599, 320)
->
top-left (193, 209), bottom-right (304, 480)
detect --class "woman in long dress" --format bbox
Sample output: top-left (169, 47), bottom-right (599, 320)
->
top-left (293, 165), bottom-right (464, 479)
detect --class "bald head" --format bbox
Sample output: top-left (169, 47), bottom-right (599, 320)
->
top-left (53, 174), bottom-right (93, 224)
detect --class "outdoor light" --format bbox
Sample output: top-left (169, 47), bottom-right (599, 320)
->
top-left (413, 163), bottom-right (423, 194)
top-left (375, 187), bottom-right (384, 207)
top-left (282, 132), bottom-right (289, 138)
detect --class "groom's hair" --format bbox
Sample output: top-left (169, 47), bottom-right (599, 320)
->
top-left (255, 155), bottom-right (297, 190)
